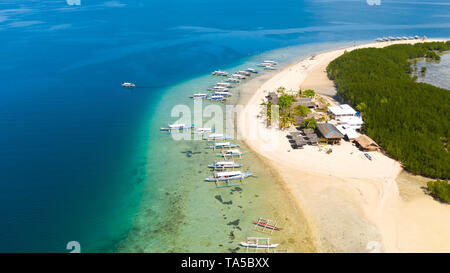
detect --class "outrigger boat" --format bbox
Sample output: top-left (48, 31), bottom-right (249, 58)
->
top-left (121, 82), bottom-right (135, 87)
top-left (240, 237), bottom-right (279, 249)
top-left (203, 133), bottom-right (232, 141)
top-left (195, 128), bottom-right (214, 134)
top-left (215, 82), bottom-right (233, 88)
top-left (236, 70), bottom-right (251, 76)
top-left (212, 70), bottom-right (228, 76)
top-left (208, 95), bottom-right (226, 102)
top-left (160, 123), bottom-right (194, 131)
top-left (217, 149), bottom-right (246, 157)
top-left (231, 73), bottom-right (246, 79)
top-left (190, 93), bottom-right (208, 99)
top-left (205, 171), bottom-right (254, 182)
top-left (253, 219), bottom-right (282, 231)
top-left (213, 91), bottom-right (232, 97)
top-left (245, 68), bottom-right (258, 73)
top-left (263, 60), bottom-right (278, 65)
top-left (226, 78), bottom-right (240, 83)
top-left (208, 161), bottom-right (243, 169)
top-left (264, 65), bottom-right (276, 70)
top-left (209, 142), bottom-right (239, 149)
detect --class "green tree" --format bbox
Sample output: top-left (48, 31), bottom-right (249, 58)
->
top-left (294, 104), bottom-right (312, 117)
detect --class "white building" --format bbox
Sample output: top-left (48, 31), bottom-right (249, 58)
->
top-left (328, 104), bottom-right (356, 118)
top-left (337, 116), bottom-right (364, 131)
top-left (336, 125), bottom-right (359, 140)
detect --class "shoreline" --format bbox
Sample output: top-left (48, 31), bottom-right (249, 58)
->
top-left (237, 38), bottom-right (450, 252)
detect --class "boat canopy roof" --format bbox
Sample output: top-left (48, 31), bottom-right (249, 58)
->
top-left (209, 133), bottom-right (224, 137)
top-left (215, 171), bottom-right (242, 177)
top-left (215, 142), bottom-right (230, 146)
top-left (169, 123), bottom-right (185, 128)
top-left (216, 161), bottom-right (235, 165)
top-left (225, 149), bottom-right (240, 153)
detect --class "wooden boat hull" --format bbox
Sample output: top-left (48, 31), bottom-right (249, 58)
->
top-left (240, 242), bottom-right (279, 248)
top-left (252, 221), bottom-right (282, 230)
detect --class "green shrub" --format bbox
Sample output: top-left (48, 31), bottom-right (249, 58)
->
top-left (427, 180), bottom-right (450, 203)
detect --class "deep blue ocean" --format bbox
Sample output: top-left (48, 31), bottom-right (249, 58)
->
top-left (0, 0), bottom-right (449, 252)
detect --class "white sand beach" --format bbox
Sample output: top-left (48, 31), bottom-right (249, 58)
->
top-left (237, 39), bottom-right (450, 252)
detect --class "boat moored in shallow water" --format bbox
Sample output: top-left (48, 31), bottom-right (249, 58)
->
top-left (217, 149), bottom-right (246, 157)
top-left (212, 70), bottom-right (228, 76)
top-left (205, 171), bottom-right (254, 182)
top-left (208, 161), bottom-right (243, 169)
top-left (190, 93), bottom-right (208, 99)
top-left (203, 133), bottom-right (233, 141)
top-left (160, 123), bottom-right (194, 131)
top-left (209, 142), bottom-right (239, 149)
top-left (245, 68), bottom-right (258, 73)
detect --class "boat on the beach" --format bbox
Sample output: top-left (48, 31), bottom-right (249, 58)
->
top-left (203, 133), bottom-right (233, 141)
top-left (217, 149), bottom-right (246, 157)
top-left (208, 161), bottom-right (243, 169)
top-left (264, 65), bottom-right (276, 70)
top-left (209, 142), bottom-right (239, 149)
top-left (204, 171), bottom-right (254, 182)
top-left (160, 123), bottom-right (194, 131)
top-left (121, 82), bottom-right (135, 87)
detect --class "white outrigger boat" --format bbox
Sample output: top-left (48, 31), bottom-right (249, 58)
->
top-left (245, 68), bottom-right (258, 73)
top-left (264, 65), bottom-right (276, 70)
top-left (208, 161), bottom-right (243, 169)
top-left (226, 77), bottom-right (240, 83)
top-left (208, 142), bottom-right (239, 150)
top-left (263, 60), bottom-right (278, 65)
top-left (208, 95), bottom-right (226, 102)
top-left (203, 133), bottom-right (233, 141)
top-left (212, 70), bottom-right (228, 76)
top-left (236, 70), bottom-right (251, 76)
top-left (240, 237), bottom-right (279, 249)
top-left (211, 86), bottom-right (229, 91)
top-left (215, 82), bottom-right (233, 88)
top-left (190, 93), bottom-right (208, 99)
top-left (231, 73), bottom-right (247, 79)
top-left (217, 149), bottom-right (246, 158)
top-left (205, 171), bottom-right (254, 182)
top-left (121, 82), bottom-right (135, 87)
top-left (214, 91), bottom-right (232, 97)
top-left (195, 128), bottom-right (214, 134)
top-left (160, 123), bottom-right (194, 132)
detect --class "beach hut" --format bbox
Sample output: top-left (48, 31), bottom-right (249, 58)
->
top-left (292, 98), bottom-right (316, 109)
top-left (266, 92), bottom-right (279, 104)
top-left (355, 135), bottom-right (379, 151)
top-left (316, 123), bottom-right (344, 144)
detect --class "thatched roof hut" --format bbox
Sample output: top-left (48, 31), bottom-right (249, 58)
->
top-left (355, 135), bottom-right (379, 151)
top-left (316, 123), bottom-right (344, 144)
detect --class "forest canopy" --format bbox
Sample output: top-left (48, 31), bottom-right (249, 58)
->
top-left (327, 41), bottom-right (450, 178)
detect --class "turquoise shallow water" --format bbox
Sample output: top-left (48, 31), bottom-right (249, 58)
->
top-left (117, 41), bottom-right (361, 252)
